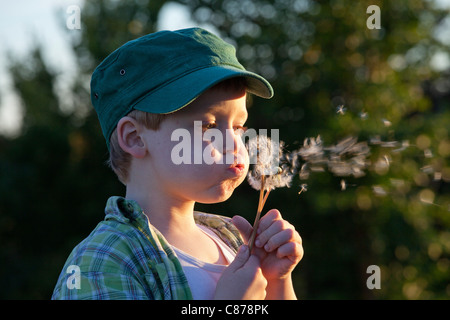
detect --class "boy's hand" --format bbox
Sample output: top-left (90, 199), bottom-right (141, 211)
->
top-left (214, 245), bottom-right (267, 300)
top-left (232, 210), bottom-right (303, 281)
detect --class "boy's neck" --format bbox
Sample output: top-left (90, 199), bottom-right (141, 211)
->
top-left (125, 184), bottom-right (198, 237)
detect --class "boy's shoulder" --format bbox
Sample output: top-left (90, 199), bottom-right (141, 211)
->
top-left (51, 198), bottom-right (170, 300)
top-left (59, 197), bottom-right (163, 273)
top-left (194, 211), bottom-right (244, 252)
top-left (64, 216), bottom-right (148, 270)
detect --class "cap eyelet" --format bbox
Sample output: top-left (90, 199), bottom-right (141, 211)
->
top-left (120, 69), bottom-right (126, 75)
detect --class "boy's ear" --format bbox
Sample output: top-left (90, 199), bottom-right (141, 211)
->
top-left (116, 116), bottom-right (147, 159)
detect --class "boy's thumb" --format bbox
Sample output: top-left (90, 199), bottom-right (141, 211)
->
top-left (232, 215), bottom-right (253, 244)
top-left (228, 245), bottom-right (250, 272)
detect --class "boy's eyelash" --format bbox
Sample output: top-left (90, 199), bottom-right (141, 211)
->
top-left (234, 125), bottom-right (248, 132)
top-left (203, 122), bottom-right (248, 131)
top-left (202, 123), bottom-right (247, 133)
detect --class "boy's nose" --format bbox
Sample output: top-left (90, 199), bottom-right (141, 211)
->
top-left (223, 128), bottom-right (240, 155)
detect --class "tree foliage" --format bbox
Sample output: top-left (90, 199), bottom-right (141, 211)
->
top-left (1, 0), bottom-right (449, 299)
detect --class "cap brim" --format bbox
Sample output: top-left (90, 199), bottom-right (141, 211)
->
top-left (132, 65), bottom-right (273, 115)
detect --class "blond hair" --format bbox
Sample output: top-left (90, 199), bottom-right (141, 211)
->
top-left (108, 77), bottom-right (247, 184)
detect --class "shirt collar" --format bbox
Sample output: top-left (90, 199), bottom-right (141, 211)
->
top-left (104, 196), bottom-right (243, 253)
top-left (104, 196), bottom-right (149, 226)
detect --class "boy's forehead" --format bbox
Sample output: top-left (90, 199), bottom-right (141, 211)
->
top-left (176, 88), bottom-right (248, 118)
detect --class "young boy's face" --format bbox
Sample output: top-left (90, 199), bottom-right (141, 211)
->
top-left (141, 87), bottom-right (249, 204)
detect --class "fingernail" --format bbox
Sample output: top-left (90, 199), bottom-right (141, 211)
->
top-left (255, 240), bottom-right (261, 247)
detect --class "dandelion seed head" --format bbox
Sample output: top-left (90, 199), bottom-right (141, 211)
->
top-left (247, 135), bottom-right (294, 191)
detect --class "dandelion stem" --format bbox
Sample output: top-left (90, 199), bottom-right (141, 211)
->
top-left (262, 189), bottom-right (271, 209)
top-left (248, 176), bottom-right (270, 252)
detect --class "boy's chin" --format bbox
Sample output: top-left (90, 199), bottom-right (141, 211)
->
top-left (196, 191), bottom-right (234, 204)
top-left (191, 175), bottom-right (245, 204)
top-left (196, 185), bottom-right (239, 204)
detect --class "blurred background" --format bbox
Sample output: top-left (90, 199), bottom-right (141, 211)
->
top-left (0, 0), bottom-right (449, 299)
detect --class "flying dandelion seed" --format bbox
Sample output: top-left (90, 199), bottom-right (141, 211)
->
top-left (298, 136), bottom-right (324, 162)
top-left (336, 105), bottom-right (346, 115)
top-left (383, 155), bottom-right (391, 166)
top-left (382, 118), bottom-right (392, 127)
top-left (247, 134), bottom-right (372, 198)
top-left (341, 179), bottom-right (346, 191)
top-left (298, 183), bottom-right (308, 195)
top-left (393, 140), bottom-right (410, 153)
top-left (380, 141), bottom-right (399, 148)
top-left (324, 137), bottom-right (371, 178)
top-left (244, 127), bottom-right (443, 251)
top-left (420, 165), bottom-right (434, 174)
top-left (369, 135), bottom-right (382, 145)
top-left (372, 185), bottom-right (387, 196)
top-left (419, 189), bottom-right (441, 208)
top-left (359, 111), bottom-right (369, 120)
top-left (340, 180), bottom-right (357, 190)
top-left (434, 172), bottom-right (442, 181)
top-left (299, 163), bottom-right (310, 180)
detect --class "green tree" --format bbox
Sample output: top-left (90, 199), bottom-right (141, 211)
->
top-left (177, 0), bottom-right (450, 299)
top-left (0, 45), bottom-right (124, 299)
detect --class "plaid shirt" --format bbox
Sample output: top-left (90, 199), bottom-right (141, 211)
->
top-left (51, 196), bottom-right (243, 300)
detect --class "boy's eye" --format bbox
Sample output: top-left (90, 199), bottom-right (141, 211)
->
top-left (202, 122), bottom-right (217, 131)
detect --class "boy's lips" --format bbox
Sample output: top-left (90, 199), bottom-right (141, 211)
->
top-left (227, 163), bottom-right (246, 176)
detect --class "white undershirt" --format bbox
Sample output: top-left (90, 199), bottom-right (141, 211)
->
top-left (172, 224), bottom-right (236, 300)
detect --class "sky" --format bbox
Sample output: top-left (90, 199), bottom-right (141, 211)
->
top-left (0, 0), bottom-right (84, 135)
top-left (0, 0), bottom-right (449, 137)
top-left (0, 0), bottom-right (202, 136)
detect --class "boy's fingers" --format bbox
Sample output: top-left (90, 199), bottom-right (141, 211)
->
top-left (232, 215), bottom-right (253, 243)
top-left (227, 245), bottom-right (250, 272)
top-left (260, 228), bottom-right (295, 252)
top-left (243, 254), bottom-right (262, 273)
top-left (276, 242), bottom-right (304, 263)
top-left (256, 219), bottom-right (293, 248)
top-left (257, 209), bottom-right (282, 233)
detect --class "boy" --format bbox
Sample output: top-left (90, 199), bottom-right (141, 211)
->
top-left (52, 27), bottom-right (303, 300)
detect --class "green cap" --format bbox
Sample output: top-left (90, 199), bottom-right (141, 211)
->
top-left (90, 27), bottom-right (274, 150)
